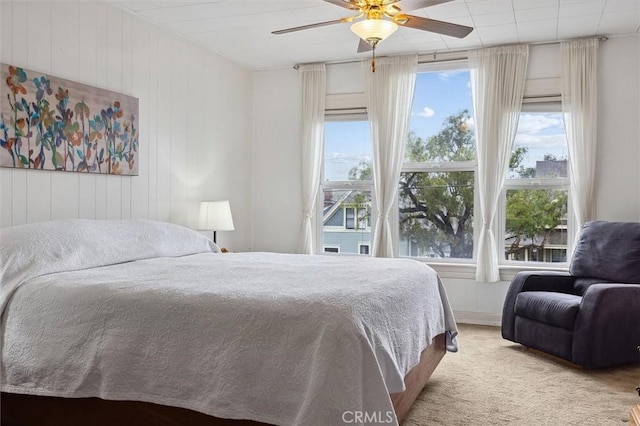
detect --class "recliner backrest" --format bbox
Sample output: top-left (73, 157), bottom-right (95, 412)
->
top-left (572, 277), bottom-right (613, 296)
top-left (570, 221), bottom-right (640, 284)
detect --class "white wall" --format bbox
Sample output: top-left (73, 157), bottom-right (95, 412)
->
top-left (0, 1), bottom-right (253, 251)
top-left (597, 35), bottom-right (640, 221)
top-left (251, 68), bottom-right (302, 252)
top-left (251, 35), bottom-right (640, 324)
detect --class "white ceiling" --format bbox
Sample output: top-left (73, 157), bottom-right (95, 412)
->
top-left (116, 0), bottom-right (640, 70)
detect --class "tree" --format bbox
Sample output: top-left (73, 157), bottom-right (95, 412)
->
top-left (399, 111), bottom-right (475, 258)
top-left (505, 188), bottom-right (567, 260)
top-left (348, 161), bottom-right (372, 181)
top-left (348, 109), bottom-right (568, 261)
top-left (343, 161), bottom-right (371, 231)
top-left (509, 146), bottom-right (535, 178)
top-left (350, 111), bottom-right (476, 258)
top-left (505, 150), bottom-right (568, 261)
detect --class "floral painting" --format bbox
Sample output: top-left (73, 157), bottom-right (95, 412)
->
top-left (0, 63), bottom-right (139, 175)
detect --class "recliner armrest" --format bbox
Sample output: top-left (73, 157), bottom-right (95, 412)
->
top-left (501, 271), bottom-right (575, 341)
top-left (572, 283), bottom-right (640, 368)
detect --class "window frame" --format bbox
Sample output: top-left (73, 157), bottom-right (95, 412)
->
top-left (317, 94), bottom-right (374, 256)
top-left (497, 93), bottom-right (574, 268)
top-left (397, 60), bottom-right (479, 263)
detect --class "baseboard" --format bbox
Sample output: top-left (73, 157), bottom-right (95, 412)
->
top-left (454, 311), bottom-right (501, 327)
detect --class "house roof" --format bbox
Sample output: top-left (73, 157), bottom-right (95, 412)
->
top-left (323, 190), bottom-right (368, 225)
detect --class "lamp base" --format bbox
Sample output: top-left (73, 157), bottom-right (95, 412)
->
top-left (631, 404), bottom-right (640, 426)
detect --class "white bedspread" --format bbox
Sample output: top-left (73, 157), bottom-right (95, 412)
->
top-left (1, 220), bottom-right (457, 426)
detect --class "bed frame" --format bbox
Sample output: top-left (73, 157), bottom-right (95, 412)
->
top-left (1, 334), bottom-right (445, 426)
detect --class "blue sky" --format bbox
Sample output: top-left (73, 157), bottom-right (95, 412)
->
top-left (324, 120), bottom-right (371, 181)
top-left (513, 112), bottom-right (568, 172)
top-left (324, 70), bottom-right (567, 181)
top-left (409, 69), bottom-right (474, 142)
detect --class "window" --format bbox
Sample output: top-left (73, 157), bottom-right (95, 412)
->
top-left (319, 99), bottom-right (373, 256)
top-left (345, 207), bottom-right (355, 229)
top-left (501, 103), bottom-right (571, 264)
top-left (344, 206), bottom-right (368, 230)
top-left (399, 62), bottom-right (476, 260)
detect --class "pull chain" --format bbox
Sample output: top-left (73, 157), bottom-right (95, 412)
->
top-left (371, 44), bottom-right (376, 73)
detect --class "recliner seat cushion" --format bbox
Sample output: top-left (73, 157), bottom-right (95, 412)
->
top-left (514, 291), bottom-right (582, 330)
top-left (570, 221), bottom-right (640, 283)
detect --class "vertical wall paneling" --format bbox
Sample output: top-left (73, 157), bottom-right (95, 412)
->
top-left (0, 1), bottom-right (13, 227)
top-left (94, 1), bottom-right (109, 219)
top-left (105, 6), bottom-right (123, 220)
top-left (0, 0), bottom-right (253, 254)
top-left (0, 169), bottom-right (11, 227)
top-left (147, 26), bottom-right (159, 220)
top-left (51, 2), bottom-right (80, 221)
top-left (199, 54), bottom-right (217, 201)
top-left (186, 44), bottom-right (201, 229)
top-left (77, 1), bottom-right (98, 219)
top-left (25, 1), bottom-right (52, 224)
top-left (155, 30), bottom-right (172, 222)
top-left (9, 1), bottom-right (28, 225)
top-left (194, 49), bottom-right (208, 229)
top-left (130, 20), bottom-right (150, 219)
top-left (120, 11), bottom-right (132, 220)
top-left (169, 39), bottom-right (188, 226)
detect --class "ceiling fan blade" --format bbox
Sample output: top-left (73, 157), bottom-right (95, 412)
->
top-left (357, 38), bottom-right (373, 53)
top-left (390, 0), bottom-right (454, 11)
top-left (272, 18), bottom-right (348, 35)
top-left (399, 15), bottom-right (473, 38)
top-left (323, 0), bottom-right (360, 10)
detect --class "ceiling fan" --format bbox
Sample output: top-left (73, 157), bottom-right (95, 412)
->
top-left (272, 0), bottom-right (474, 70)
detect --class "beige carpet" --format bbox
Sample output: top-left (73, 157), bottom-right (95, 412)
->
top-left (403, 324), bottom-right (639, 426)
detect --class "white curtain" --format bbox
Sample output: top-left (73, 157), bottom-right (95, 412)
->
top-left (298, 64), bottom-right (326, 254)
top-left (364, 55), bottom-right (418, 258)
top-left (561, 38), bottom-right (599, 235)
top-left (470, 45), bottom-right (529, 282)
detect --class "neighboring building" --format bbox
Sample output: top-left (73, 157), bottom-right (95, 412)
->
top-left (322, 191), bottom-right (371, 255)
top-left (504, 159), bottom-right (569, 262)
top-left (505, 220), bottom-right (568, 262)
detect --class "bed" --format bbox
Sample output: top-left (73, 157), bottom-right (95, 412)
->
top-left (0, 219), bottom-right (457, 426)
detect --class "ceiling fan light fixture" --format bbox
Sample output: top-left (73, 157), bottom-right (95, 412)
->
top-left (350, 19), bottom-right (398, 46)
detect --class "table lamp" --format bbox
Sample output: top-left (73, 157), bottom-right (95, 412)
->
top-left (198, 200), bottom-right (234, 244)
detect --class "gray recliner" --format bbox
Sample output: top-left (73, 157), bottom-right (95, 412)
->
top-left (501, 221), bottom-right (640, 369)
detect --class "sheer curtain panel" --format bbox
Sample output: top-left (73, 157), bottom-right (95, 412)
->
top-left (470, 45), bottom-right (529, 282)
top-left (364, 55), bottom-right (418, 257)
top-left (298, 64), bottom-right (326, 254)
top-left (561, 38), bottom-right (599, 236)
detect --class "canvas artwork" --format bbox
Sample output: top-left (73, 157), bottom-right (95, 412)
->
top-left (0, 63), bottom-right (139, 175)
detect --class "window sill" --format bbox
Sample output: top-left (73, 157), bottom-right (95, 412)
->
top-left (410, 259), bottom-right (569, 281)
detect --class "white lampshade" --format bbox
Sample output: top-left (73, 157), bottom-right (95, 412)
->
top-left (350, 19), bottom-right (398, 43)
top-left (198, 201), bottom-right (235, 231)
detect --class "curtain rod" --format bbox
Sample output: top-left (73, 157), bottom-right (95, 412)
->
top-left (292, 35), bottom-right (609, 70)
